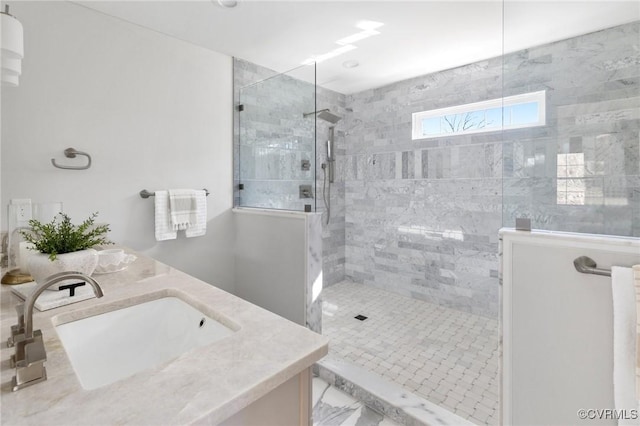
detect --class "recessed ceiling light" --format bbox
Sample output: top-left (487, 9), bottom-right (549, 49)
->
top-left (343, 60), bottom-right (359, 69)
top-left (217, 0), bottom-right (238, 8)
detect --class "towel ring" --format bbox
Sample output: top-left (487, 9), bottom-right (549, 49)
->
top-left (51, 148), bottom-right (92, 170)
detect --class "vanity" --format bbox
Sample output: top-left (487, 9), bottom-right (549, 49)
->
top-left (0, 248), bottom-right (328, 425)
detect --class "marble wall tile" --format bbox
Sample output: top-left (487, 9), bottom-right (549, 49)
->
top-left (343, 21), bottom-right (638, 318)
top-left (306, 213), bottom-right (323, 334)
top-left (503, 21), bottom-right (639, 236)
top-left (401, 151), bottom-right (415, 179)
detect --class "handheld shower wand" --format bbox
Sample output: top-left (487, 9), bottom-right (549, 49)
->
top-left (327, 127), bottom-right (335, 183)
top-left (303, 109), bottom-right (342, 225)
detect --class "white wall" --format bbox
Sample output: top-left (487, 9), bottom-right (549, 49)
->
top-left (1, 2), bottom-right (235, 291)
top-left (234, 208), bottom-right (307, 325)
top-left (502, 230), bottom-right (640, 425)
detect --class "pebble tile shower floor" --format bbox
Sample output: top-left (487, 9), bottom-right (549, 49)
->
top-left (322, 281), bottom-right (500, 425)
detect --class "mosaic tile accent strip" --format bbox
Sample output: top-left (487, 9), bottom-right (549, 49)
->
top-left (322, 281), bottom-right (500, 425)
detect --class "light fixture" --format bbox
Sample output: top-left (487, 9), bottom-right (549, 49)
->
top-left (342, 60), bottom-right (359, 69)
top-left (302, 45), bottom-right (357, 66)
top-left (217, 0), bottom-right (238, 8)
top-left (301, 19), bottom-right (384, 66)
top-left (1, 5), bottom-right (24, 87)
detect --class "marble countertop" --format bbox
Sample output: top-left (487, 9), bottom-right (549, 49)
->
top-left (0, 248), bottom-right (328, 425)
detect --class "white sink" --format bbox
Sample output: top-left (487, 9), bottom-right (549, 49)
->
top-left (55, 296), bottom-right (236, 390)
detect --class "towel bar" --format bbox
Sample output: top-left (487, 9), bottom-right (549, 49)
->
top-left (139, 189), bottom-right (210, 199)
top-left (573, 256), bottom-right (612, 277)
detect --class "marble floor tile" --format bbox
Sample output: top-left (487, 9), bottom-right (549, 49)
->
top-left (313, 377), bottom-right (401, 426)
top-left (322, 281), bottom-right (500, 425)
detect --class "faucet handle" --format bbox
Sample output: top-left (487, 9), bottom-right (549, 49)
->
top-left (7, 324), bottom-right (26, 348)
top-left (11, 330), bottom-right (48, 391)
top-left (7, 304), bottom-right (25, 348)
top-left (14, 330), bottom-right (46, 368)
top-left (15, 303), bottom-right (24, 326)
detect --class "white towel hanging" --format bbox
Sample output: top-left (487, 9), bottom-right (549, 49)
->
top-left (169, 189), bottom-right (198, 231)
top-left (186, 190), bottom-right (207, 238)
top-left (154, 190), bottom-right (177, 241)
top-left (612, 266), bottom-right (638, 425)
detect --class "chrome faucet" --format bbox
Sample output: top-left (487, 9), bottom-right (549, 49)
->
top-left (9, 271), bottom-right (104, 391)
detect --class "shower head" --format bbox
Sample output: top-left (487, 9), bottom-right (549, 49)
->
top-left (317, 110), bottom-right (342, 124)
top-left (303, 108), bottom-right (342, 124)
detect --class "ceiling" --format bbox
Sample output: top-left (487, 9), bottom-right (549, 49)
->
top-left (75, 1), bottom-right (639, 94)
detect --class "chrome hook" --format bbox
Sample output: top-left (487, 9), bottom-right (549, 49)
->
top-left (51, 148), bottom-right (92, 170)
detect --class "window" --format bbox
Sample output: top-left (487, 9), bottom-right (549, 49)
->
top-left (411, 91), bottom-right (546, 140)
top-left (556, 153), bottom-right (586, 205)
top-left (556, 152), bottom-right (609, 206)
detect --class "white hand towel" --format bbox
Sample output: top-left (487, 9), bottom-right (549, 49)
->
top-left (612, 266), bottom-right (638, 425)
top-left (185, 190), bottom-right (207, 238)
top-left (154, 190), bottom-right (177, 241)
top-left (169, 189), bottom-right (197, 231)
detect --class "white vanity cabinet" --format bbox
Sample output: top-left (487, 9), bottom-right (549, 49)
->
top-left (221, 369), bottom-right (311, 426)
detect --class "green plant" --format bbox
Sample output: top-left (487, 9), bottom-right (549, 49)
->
top-left (21, 212), bottom-right (112, 261)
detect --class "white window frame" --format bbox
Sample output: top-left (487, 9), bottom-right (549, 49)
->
top-left (411, 90), bottom-right (546, 140)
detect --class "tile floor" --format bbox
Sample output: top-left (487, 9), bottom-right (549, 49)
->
top-left (322, 281), bottom-right (500, 425)
top-left (313, 376), bottom-right (400, 426)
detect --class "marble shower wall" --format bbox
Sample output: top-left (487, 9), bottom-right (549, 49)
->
top-left (233, 58), bottom-right (347, 288)
top-left (316, 88), bottom-right (348, 288)
top-left (343, 21), bottom-right (638, 318)
top-left (343, 58), bottom-right (504, 318)
top-left (502, 21), bottom-right (639, 237)
top-left (233, 59), bottom-right (316, 212)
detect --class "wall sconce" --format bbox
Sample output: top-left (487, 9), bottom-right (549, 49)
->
top-left (1, 4), bottom-right (24, 87)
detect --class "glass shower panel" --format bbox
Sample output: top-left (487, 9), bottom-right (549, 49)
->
top-left (237, 63), bottom-right (316, 211)
top-left (502, 3), bottom-right (639, 236)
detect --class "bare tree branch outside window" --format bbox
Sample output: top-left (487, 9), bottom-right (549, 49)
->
top-left (442, 112), bottom-right (488, 133)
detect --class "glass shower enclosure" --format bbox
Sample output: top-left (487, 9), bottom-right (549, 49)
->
top-left (501, 11), bottom-right (639, 236)
top-left (235, 61), bottom-right (317, 212)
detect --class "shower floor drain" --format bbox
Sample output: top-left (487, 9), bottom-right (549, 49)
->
top-left (354, 315), bottom-right (368, 321)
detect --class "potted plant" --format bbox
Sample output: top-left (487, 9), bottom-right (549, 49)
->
top-left (21, 212), bottom-right (112, 289)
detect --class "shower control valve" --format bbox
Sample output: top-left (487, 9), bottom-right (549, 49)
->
top-left (299, 185), bottom-right (313, 199)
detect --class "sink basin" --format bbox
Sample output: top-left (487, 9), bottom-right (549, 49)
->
top-left (55, 296), bottom-right (236, 390)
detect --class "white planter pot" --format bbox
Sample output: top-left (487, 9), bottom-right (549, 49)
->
top-left (28, 249), bottom-right (99, 290)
